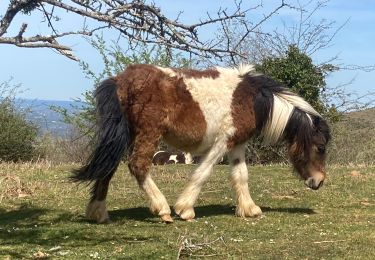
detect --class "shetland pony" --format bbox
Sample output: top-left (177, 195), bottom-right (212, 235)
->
top-left (152, 151), bottom-right (192, 165)
top-left (72, 64), bottom-right (331, 223)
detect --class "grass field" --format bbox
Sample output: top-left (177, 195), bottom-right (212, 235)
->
top-left (329, 108), bottom-right (375, 165)
top-left (1, 163), bottom-right (374, 259)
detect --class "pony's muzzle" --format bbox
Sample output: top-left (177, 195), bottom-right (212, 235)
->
top-left (305, 177), bottom-right (324, 190)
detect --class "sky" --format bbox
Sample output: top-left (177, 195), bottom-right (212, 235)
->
top-left (0, 0), bottom-right (374, 101)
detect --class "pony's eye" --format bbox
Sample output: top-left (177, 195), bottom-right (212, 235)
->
top-left (317, 146), bottom-right (326, 154)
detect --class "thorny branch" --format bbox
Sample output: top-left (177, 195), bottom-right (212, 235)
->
top-left (176, 235), bottom-right (227, 259)
top-left (0, 0), bottom-right (292, 61)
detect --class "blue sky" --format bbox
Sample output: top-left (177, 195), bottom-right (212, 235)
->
top-left (0, 0), bottom-right (374, 101)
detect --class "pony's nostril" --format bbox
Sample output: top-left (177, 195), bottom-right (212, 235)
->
top-left (305, 178), bottom-right (323, 190)
top-left (305, 178), bottom-right (313, 189)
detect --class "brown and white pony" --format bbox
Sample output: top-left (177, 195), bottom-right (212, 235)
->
top-left (72, 64), bottom-right (331, 223)
top-left (152, 151), bottom-right (192, 165)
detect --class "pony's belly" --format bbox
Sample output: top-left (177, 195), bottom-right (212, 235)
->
top-left (163, 131), bottom-right (205, 154)
top-left (164, 114), bottom-right (235, 155)
top-left (163, 129), bottom-right (224, 155)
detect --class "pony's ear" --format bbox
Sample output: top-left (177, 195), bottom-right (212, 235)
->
top-left (313, 116), bottom-right (321, 132)
top-left (313, 116), bottom-right (321, 126)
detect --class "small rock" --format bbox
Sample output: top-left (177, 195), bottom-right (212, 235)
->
top-left (33, 251), bottom-right (49, 258)
top-left (350, 170), bottom-right (361, 177)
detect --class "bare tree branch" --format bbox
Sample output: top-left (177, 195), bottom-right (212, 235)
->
top-left (215, 0), bottom-right (374, 113)
top-left (0, 0), bottom-right (291, 61)
top-left (233, 0), bottom-right (289, 51)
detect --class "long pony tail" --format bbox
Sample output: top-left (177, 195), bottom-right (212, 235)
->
top-left (71, 78), bottom-right (131, 182)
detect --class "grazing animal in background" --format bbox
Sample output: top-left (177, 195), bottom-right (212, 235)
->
top-left (152, 150), bottom-right (188, 165)
top-left (72, 64), bottom-right (331, 224)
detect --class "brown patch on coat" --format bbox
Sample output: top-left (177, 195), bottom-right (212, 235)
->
top-left (227, 77), bottom-right (258, 150)
top-left (162, 77), bottom-right (207, 152)
top-left (128, 131), bottom-right (161, 184)
top-left (172, 68), bottom-right (220, 79)
top-left (114, 64), bottom-right (207, 183)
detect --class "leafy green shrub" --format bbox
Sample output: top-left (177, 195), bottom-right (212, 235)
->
top-left (0, 81), bottom-right (38, 161)
top-left (257, 45), bottom-right (338, 118)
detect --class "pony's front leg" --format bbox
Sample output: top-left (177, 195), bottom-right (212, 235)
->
top-left (175, 141), bottom-right (227, 220)
top-left (229, 144), bottom-right (262, 218)
top-left (128, 133), bottom-right (172, 223)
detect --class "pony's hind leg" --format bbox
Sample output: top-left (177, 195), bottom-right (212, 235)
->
top-left (86, 172), bottom-right (114, 223)
top-left (228, 144), bottom-right (262, 218)
top-left (175, 140), bottom-right (227, 220)
top-left (128, 133), bottom-right (172, 223)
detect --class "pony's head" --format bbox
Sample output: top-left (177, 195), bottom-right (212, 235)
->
top-left (253, 76), bottom-right (331, 190)
top-left (284, 110), bottom-right (331, 190)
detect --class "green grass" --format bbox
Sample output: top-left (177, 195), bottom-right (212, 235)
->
top-left (1, 163), bottom-right (374, 259)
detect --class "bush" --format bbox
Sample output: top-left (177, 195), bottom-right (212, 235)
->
top-left (0, 81), bottom-right (38, 161)
top-left (257, 45), bottom-right (338, 119)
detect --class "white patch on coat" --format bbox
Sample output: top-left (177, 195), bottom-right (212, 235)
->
top-left (157, 65), bottom-right (255, 153)
top-left (262, 91), bottom-right (320, 145)
top-left (168, 155), bottom-right (178, 163)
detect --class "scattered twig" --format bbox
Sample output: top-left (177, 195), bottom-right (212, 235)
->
top-left (313, 240), bottom-right (346, 244)
top-left (176, 235), bottom-right (226, 259)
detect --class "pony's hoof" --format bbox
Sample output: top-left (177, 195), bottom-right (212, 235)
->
top-left (88, 214), bottom-right (110, 224)
top-left (249, 205), bottom-right (262, 217)
top-left (86, 200), bottom-right (110, 224)
top-left (236, 205), bottom-right (262, 218)
top-left (161, 214), bottom-right (174, 223)
top-left (175, 206), bottom-right (195, 220)
top-left (97, 217), bottom-right (111, 224)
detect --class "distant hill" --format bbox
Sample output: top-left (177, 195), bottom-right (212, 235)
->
top-left (343, 107), bottom-right (375, 130)
top-left (17, 99), bottom-right (80, 137)
top-left (329, 107), bottom-right (375, 164)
